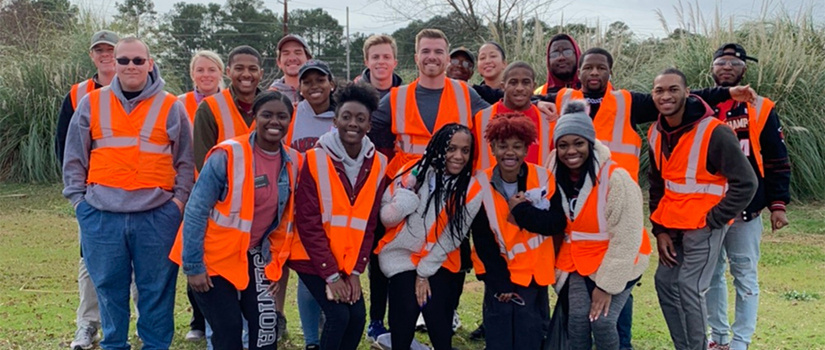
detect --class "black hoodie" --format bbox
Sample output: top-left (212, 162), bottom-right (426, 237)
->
top-left (647, 95), bottom-right (757, 235)
top-left (356, 68), bottom-right (403, 99)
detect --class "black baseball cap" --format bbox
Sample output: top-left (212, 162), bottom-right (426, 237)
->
top-left (298, 60), bottom-right (334, 80)
top-left (713, 43), bottom-right (758, 63)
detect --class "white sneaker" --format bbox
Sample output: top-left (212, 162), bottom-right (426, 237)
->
top-left (185, 329), bottom-right (205, 341)
top-left (452, 310), bottom-right (461, 332)
top-left (415, 313), bottom-right (427, 332)
top-left (70, 326), bottom-right (99, 350)
top-left (374, 333), bottom-right (431, 350)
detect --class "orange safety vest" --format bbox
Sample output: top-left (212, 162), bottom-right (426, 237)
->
top-left (374, 161), bottom-right (483, 273)
top-left (70, 78), bottom-right (97, 110)
top-left (556, 160), bottom-right (652, 276)
top-left (169, 136), bottom-right (302, 289)
top-left (744, 96), bottom-right (774, 177)
top-left (203, 89), bottom-right (255, 143)
top-left (387, 78), bottom-right (472, 177)
top-left (476, 163), bottom-right (557, 287)
top-left (290, 148), bottom-right (387, 274)
top-left (648, 117), bottom-right (729, 230)
top-left (178, 91), bottom-right (199, 125)
top-left (86, 87), bottom-right (178, 191)
top-left (473, 102), bottom-right (554, 172)
top-left (555, 84), bottom-right (642, 181)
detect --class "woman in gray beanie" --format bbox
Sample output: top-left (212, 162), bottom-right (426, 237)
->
top-left (547, 100), bottom-right (651, 350)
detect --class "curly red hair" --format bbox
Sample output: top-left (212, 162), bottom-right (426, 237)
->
top-left (484, 112), bottom-right (538, 145)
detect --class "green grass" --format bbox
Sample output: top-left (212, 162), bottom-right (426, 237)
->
top-left (1, 183), bottom-right (824, 349)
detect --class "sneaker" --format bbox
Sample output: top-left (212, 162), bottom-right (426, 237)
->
top-left (415, 313), bottom-right (427, 332)
top-left (451, 311), bottom-right (461, 332)
top-left (374, 333), bottom-right (429, 350)
top-left (185, 329), bottom-right (205, 341)
top-left (305, 345), bottom-right (320, 350)
top-left (276, 311), bottom-right (288, 341)
top-left (708, 341), bottom-right (730, 350)
top-left (70, 326), bottom-right (99, 350)
top-left (366, 320), bottom-right (389, 342)
top-left (469, 324), bottom-right (485, 340)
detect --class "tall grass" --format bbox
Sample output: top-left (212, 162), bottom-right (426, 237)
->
top-left (0, 13), bottom-right (98, 182)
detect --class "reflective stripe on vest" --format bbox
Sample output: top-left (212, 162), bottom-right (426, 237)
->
top-left (208, 139), bottom-right (253, 232)
top-left (215, 90), bottom-right (239, 138)
top-left (565, 160), bottom-right (612, 243)
top-left (476, 168), bottom-right (550, 260)
top-left (71, 79), bottom-right (95, 110)
top-left (747, 96), bottom-right (774, 177)
top-left (91, 88), bottom-right (172, 156)
top-left (393, 79), bottom-right (470, 155)
top-left (475, 104), bottom-right (551, 172)
top-left (603, 91), bottom-right (639, 157)
top-left (649, 118), bottom-right (727, 196)
top-left (477, 106), bottom-right (496, 170)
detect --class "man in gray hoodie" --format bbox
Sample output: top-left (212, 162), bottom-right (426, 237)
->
top-left (63, 37), bottom-right (194, 350)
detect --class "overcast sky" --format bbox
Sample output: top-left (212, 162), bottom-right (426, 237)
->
top-left (73, 0), bottom-right (823, 39)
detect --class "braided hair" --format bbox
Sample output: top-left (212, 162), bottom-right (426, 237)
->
top-left (395, 123), bottom-right (476, 242)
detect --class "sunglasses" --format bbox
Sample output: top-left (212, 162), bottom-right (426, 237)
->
top-left (549, 49), bottom-right (575, 59)
top-left (116, 57), bottom-right (148, 66)
top-left (712, 59), bottom-right (745, 68)
top-left (450, 59), bottom-right (473, 69)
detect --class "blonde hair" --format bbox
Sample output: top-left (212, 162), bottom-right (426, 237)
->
top-left (414, 28), bottom-right (449, 53)
top-left (189, 50), bottom-right (226, 90)
top-left (115, 36), bottom-right (151, 58)
top-left (363, 34), bottom-right (397, 59)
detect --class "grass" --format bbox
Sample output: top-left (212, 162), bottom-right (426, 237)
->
top-left (1, 183), bottom-right (824, 349)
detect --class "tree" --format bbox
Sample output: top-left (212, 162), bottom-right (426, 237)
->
top-left (113, 0), bottom-right (157, 37)
top-left (288, 8), bottom-right (346, 78)
top-left (390, 11), bottom-right (487, 70)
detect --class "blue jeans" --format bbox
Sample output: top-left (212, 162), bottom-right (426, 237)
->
top-left (617, 293), bottom-right (633, 349)
top-left (297, 277), bottom-right (321, 346)
top-left (707, 216), bottom-right (762, 350)
top-left (77, 200), bottom-right (180, 350)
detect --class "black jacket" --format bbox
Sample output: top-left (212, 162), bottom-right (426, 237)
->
top-left (471, 163), bottom-right (567, 294)
top-left (647, 96), bottom-right (757, 235)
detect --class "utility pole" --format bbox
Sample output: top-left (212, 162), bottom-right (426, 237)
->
top-left (283, 0), bottom-right (288, 35)
top-left (346, 6), bottom-right (350, 80)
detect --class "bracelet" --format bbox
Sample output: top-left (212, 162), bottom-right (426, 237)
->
top-left (417, 276), bottom-right (427, 282)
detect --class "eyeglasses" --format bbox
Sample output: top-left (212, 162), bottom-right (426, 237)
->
top-left (116, 57), bottom-right (147, 66)
top-left (549, 49), bottom-right (575, 59)
top-left (712, 59), bottom-right (745, 68)
top-left (450, 59), bottom-right (473, 69)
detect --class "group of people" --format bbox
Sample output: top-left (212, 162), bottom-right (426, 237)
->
top-left (56, 25), bottom-right (790, 350)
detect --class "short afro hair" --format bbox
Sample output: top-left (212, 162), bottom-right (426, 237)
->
top-left (581, 47), bottom-right (613, 69)
top-left (333, 82), bottom-right (380, 115)
top-left (484, 112), bottom-right (538, 146)
top-left (227, 45), bottom-right (262, 67)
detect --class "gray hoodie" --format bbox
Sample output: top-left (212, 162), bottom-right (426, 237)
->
top-left (62, 65), bottom-right (195, 212)
top-left (290, 100), bottom-right (336, 152)
top-left (316, 130), bottom-right (373, 186)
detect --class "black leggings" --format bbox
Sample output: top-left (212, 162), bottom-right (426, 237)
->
top-left (192, 249), bottom-right (278, 350)
top-left (298, 272), bottom-right (366, 350)
top-left (368, 251), bottom-right (389, 322)
top-left (388, 268), bottom-right (461, 350)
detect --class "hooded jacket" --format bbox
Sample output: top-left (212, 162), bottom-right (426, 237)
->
top-left (290, 131), bottom-right (387, 279)
top-left (538, 34), bottom-right (582, 94)
top-left (356, 68), bottom-right (403, 99)
top-left (647, 95), bottom-right (757, 234)
top-left (548, 141), bottom-right (649, 294)
top-left (62, 65), bottom-right (195, 212)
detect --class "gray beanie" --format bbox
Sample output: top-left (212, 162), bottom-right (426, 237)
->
top-left (553, 100), bottom-right (596, 145)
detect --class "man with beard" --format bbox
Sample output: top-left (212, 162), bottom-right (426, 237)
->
top-left (369, 28), bottom-right (491, 177)
top-left (705, 43), bottom-right (791, 350)
top-left (270, 34), bottom-right (312, 104)
top-left (534, 34), bottom-right (581, 95)
top-left (647, 68), bottom-right (756, 350)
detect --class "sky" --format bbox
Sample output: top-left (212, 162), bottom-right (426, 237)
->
top-left (72, 0), bottom-right (824, 39)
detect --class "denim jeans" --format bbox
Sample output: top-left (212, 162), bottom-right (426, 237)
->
top-left (707, 216), bottom-right (762, 350)
top-left (77, 200), bottom-right (180, 350)
top-left (617, 293), bottom-right (634, 349)
top-left (297, 277), bottom-right (322, 346)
